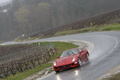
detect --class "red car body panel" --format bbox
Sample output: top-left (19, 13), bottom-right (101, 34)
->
top-left (53, 48), bottom-right (89, 72)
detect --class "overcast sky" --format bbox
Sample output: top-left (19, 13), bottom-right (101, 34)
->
top-left (0, 0), bottom-right (11, 4)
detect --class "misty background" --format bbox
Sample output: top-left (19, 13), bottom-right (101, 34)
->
top-left (0, 0), bottom-right (120, 41)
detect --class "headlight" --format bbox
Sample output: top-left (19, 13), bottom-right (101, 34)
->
top-left (54, 62), bottom-right (56, 66)
top-left (72, 57), bottom-right (76, 62)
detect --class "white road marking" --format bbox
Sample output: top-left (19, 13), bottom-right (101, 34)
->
top-left (90, 35), bottom-right (118, 66)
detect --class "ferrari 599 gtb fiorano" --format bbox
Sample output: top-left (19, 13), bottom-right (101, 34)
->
top-left (53, 48), bottom-right (89, 73)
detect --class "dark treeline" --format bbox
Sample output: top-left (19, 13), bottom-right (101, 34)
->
top-left (0, 0), bottom-right (120, 41)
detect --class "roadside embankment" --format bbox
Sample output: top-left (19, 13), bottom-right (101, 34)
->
top-left (97, 64), bottom-right (120, 80)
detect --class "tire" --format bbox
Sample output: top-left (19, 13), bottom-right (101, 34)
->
top-left (78, 58), bottom-right (82, 67)
top-left (87, 53), bottom-right (89, 61)
top-left (55, 70), bottom-right (59, 73)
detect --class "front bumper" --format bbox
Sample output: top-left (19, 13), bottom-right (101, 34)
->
top-left (53, 62), bottom-right (79, 71)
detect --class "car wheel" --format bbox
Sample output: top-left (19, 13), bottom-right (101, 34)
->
top-left (55, 70), bottom-right (59, 73)
top-left (78, 58), bottom-right (82, 67)
top-left (87, 54), bottom-right (89, 61)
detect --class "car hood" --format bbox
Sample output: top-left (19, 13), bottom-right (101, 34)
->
top-left (54, 55), bottom-right (77, 66)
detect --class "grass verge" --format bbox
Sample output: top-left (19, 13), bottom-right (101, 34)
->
top-left (55, 23), bottom-right (120, 36)
top-left (0, 42), bottom-right (78, 80)
top-left (15, 23), bottom-right (120, 41)
top-left (35, 42), bottom-right (78, 61)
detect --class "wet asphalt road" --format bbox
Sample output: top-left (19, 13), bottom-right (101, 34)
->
top-left (1, 31), bottom-right (120, 80)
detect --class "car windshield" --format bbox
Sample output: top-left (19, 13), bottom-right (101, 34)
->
top-left (60, 50), bottom-right (75, 58)
top-left (71, 49), bottom-right (79, 54)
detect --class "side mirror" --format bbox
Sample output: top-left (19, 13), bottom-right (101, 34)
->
top-left (57, 56), bottom-right (60, 58)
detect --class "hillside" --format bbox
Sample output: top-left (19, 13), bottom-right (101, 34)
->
top-left (17, 8), bottom-right (120, 41)
top-left (0, 0), bottom-right (120, 41)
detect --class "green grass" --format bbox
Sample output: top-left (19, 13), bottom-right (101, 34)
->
top-left (99, 23), bottom-right (120, 31)
top-left (35, 42), bottom-right (78, 51)
top-left (0, 42), bottom-right (78, 80)
top-left (55, 23), bottom-right (120, 36)
top-left (50, 42), bottom-right (78, 60)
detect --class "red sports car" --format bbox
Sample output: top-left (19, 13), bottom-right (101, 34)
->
top-left (53, 48), bottom-right (89, 73)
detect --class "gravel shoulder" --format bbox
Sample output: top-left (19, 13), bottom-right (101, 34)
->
top-left (97, 64), bottom-right (120, 80)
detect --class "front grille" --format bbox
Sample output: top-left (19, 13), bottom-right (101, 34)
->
top-left (58, 64), bottom-right (70, 69)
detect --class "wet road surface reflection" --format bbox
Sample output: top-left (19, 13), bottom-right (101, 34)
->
top-left (54, 61), bottom-right (90, 80)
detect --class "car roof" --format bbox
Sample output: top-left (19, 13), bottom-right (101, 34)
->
top-left (64, 47), bottom-right (82, 52)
